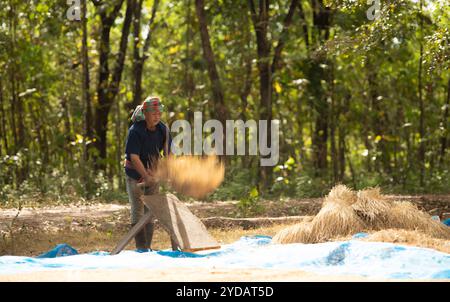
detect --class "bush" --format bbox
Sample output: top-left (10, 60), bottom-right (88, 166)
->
top-left (236, 187), bottom-right (264, 217)
top-left (208, 168), bottom-right (256, 201)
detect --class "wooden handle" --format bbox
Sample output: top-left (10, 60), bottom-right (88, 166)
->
top-left (110, 211), bottom-right (154, 255)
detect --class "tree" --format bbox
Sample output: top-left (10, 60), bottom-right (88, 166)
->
top-left (91, 0), bottom-right (134, 169)
top-left (248, 0), bottom-right (298, 189)
top-left (195, 0), bottom-right (228, 129)
top-left (131, 0), bottom-right (160, 110)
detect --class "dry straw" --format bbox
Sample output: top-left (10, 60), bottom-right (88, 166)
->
top-left (272, 185), bottom-right (450, 245)
top-left (272, 217), bottom-right (314, 244)
top-left (154, 155), bottom-right (225, 199)
top-left (352, 187), bottom-right (391, 229)
top-left (309, 203), bottom-right (366, 243)
top-left (386, 202), bottom-right (449, 239)
top-left (363, 229), bottom-right (450, 254)
top-left (323, 184), bottom-right (357, 207)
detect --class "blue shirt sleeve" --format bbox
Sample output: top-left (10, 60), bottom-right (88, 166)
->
top-left (125, 129), bottom-right (141, 157)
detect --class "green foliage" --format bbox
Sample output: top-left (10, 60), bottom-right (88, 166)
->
top-left (0, 0), bottom-right (448, 208)
top-left (237, 187), bottom-right (264, 218)
top-left (208, 168), bottom-right (256, 201)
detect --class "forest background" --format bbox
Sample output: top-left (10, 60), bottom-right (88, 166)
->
top-left (0, 0), bottom-right (448, 209)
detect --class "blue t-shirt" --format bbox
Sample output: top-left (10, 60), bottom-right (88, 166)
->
top-left (124, 121), bottom-right (172, 180)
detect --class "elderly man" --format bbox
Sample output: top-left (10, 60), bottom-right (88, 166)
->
top-left (124, 96), bottom-right (173, 251)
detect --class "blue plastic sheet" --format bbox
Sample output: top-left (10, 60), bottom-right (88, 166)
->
top-left (37, 244), bottom-right (78, 258)
top-left (352, 232), bottom-right (369, 239)
top-left (1, 236), bottom-right (449, 280)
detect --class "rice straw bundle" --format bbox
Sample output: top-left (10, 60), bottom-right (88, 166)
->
top-left (154, 155), bottom-right (225, 199)
top-left (309, 203), bottom-right (366, 242)
top-left (386, 202), bottom-right (450, 239)
top-left (352, 187), bottom-right (391, 228)
top-left (272, 184), bottom-right (450, 245)
top-left (272, 222), bottom-right (313, 244)
top-left (323, 184), bottom-right (357, 207)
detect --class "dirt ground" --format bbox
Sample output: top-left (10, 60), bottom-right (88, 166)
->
top-left (1, 194), bottom-right (449, 235)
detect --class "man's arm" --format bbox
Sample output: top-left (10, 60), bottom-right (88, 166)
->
top-left (130, 154), bottom-right (154, 185)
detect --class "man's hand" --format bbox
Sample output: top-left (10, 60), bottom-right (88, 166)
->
top-left (130, 154), bottom-right (155, 185)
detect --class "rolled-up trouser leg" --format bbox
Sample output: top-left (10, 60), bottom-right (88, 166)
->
top-left (126, 176), bottom-right (159, 250)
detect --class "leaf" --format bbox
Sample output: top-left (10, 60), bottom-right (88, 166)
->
top-left (249, 187), bottom-right (259, 199)
top-left (274, 82), bottom-right (282, 93)
top-left (285, 156), bottom-right (295, 166)
top-left (168, 45), bottom-right (180, 55)
top-left (75, 134), bottom-right (84, 143)
top-left (36, 3), bottom-right (49, 14)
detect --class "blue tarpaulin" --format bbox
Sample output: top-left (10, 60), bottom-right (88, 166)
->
top-left (0, 235), bottom-right (449, 280)
top-left (37, 244), bottom-right (78, 258)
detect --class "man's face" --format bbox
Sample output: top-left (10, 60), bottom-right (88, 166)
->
top-left (144, 110), bottom-right (161, 127)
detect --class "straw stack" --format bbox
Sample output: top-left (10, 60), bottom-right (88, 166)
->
top-left (272, 185), bottom-right (450, 244)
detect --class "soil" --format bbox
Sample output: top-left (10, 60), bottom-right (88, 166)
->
top-left (1, 194), bottom-right (449, 234)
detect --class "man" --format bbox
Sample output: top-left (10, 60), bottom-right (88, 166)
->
top-left (124, 96), bottom-right (173, 251)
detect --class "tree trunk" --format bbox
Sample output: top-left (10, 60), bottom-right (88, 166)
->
top-left (0, 77), bottom-right (7, 155)
top-left (309, 0), bottom-right (332, 175)
top-left (339, 93), bottom-right (350, 180)
top-left (184, 0), bottom-right (195, 124)
top-left (440, 78), bottom-right (450, 164)
top-left (338, 126), bottom-right (346, 181)
top-left (60, 96), bottom-right (73, 150)
top-left (131, 0), bottom-right (159, 111)
top-left (329, 62), bottom-right (338, 182)
top-left (81, 0), bottom-right (92, 159)
top-left (93, 0), bottom-right (133, 168)
top-left (8, 1), bottom-right (18, 154)
top-left (195, 0), bottom-right (228, 165)
top-left (132, 0), bottom-right (144, 109)
top-left (309, 60), bottom-right (328, 173)
top-left (39, 103), bottom-right (50, 166)
top-left (94, 15), bottom-right (113, 164)
top-left (297, 1), bottom-right (310, 51)
top-left (297, 94), bottom-right (306, 167)
top-left (366, 58), bottom-right (391, 175)
top-left (250, 0), bottom-right (272, 189)
top-left (417, 0), bottom-right (425, 186)
top-left (195, 0), bottom-right (227, 125)
top-left (248, 0), bottom-right (298, 190)
top-left (81, 0), bottom-right (93, 195)
top-left (115, 100), bottom-right (123, 189)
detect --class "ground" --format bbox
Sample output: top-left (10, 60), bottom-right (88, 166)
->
top-left (0, 194), bottom-right (449, 281)
top-left (0, 194), bottom-right (449, 256)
